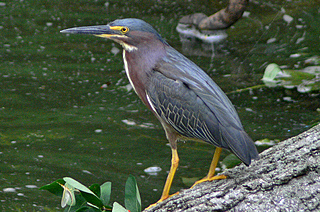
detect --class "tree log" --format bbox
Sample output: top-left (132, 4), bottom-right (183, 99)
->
top-left (144, 124), bottom-right (320, 211)
top-left (178, 0), bottom-right (248, 30)
top-left (199, 0), bottom-right (248, 30)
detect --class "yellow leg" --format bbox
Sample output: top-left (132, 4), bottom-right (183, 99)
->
top-left (146, 148), bottom-right (179, 209)
top-left (192, 147), bottom-right (227, 188)
top-left (160, 148), bottom-right (179, 201)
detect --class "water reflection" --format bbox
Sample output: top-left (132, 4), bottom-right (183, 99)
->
top-left (1, 0), bottom-right (319, 211)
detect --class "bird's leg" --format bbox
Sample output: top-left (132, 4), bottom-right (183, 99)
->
top-left (191, 147), bottom-right (227, 188)
top-left (159, 147), bottom-right (179, 201)
top-left (146, 147), bottom-right (179, 209)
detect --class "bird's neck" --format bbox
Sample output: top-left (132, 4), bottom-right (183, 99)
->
top-left (122, 42), bottom-right (167, 108)
top-left (123, 41), bottom-right (166, 81)
top-left (120, 41), bottom-right (138, 52)
top-left (123, 50), bottom-right (138, 93)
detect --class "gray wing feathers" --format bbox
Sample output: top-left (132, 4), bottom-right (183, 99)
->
top-left (147, 72), bottom-right (221, 145)
top-left (146, 47), bottom-right (259, 165)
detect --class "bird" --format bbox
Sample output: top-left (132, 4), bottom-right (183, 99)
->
top-left (60, 18), bottom-right (259, 206)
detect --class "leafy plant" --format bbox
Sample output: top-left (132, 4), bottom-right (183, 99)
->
top-left (40, 175), bottom-right (141, 212)
top-left (262, 63), bottom-right (320, 93)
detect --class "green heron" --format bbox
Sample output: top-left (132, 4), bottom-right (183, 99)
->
top-left (61, 18), bottom-right (259, 205)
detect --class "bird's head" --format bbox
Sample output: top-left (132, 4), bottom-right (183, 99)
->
top-left (60, 18), bottom-right (167, 52)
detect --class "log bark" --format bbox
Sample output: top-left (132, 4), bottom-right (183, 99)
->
top-left (199, 0), bottom-right (248, 30)
top-left (178, 0), bottom-right (248, 30)
top-left (144, 124), bottom-right (320, 211)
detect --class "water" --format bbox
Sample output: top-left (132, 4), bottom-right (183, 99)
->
top-left (0, 0), bottom-right (319, 211)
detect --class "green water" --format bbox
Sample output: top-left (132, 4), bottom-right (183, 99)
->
top-left (1, 0), bottom-right (319, 211)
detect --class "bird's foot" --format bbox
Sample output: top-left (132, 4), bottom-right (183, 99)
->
top-left (191, 174), bottom-right (227, 188)
top-left (145, 192), bottom-right (179, 210)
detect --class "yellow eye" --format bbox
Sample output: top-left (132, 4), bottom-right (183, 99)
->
top-left (120, 27), bottom-right (129, 34)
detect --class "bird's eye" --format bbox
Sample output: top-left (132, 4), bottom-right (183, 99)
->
top-left (120, 27), bottom-right (129, 34)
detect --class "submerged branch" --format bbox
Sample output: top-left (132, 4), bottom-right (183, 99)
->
top-left (178, 0), bottom-right (248, 30)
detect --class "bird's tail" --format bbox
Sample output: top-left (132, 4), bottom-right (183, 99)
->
top-left (221, 127), bottom-right (259, 166)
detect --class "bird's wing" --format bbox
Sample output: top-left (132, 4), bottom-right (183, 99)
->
top-left (146, 70), bottom-right (222, 145)
top-left (146, 47), bottom-right (259, 165)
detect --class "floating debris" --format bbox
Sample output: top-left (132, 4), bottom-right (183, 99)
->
top-left (144, 166), bottom-right (162, 175)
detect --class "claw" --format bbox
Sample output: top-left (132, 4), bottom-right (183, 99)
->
top-left (191, 174), bottom-right (227, 188)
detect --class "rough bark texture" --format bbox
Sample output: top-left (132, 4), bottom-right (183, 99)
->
top-left (144, 124), bottom-right (320, 212)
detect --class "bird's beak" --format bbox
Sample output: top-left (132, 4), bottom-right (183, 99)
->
top-left (60, 25), bottom-right (124, 39)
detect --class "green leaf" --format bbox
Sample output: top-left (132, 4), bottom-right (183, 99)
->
top-left (61, 183), bottom-right (76, 208)
top-left (75, 206), bottom-right (101, 212)
top-left (63, 177), bottom-right (104, 209)
top-left (100, 182), bottom-right (112, 206)
top-left (262, 64), bottom-right (320, 93)
top-left (40, 179), bottom-right (65, 197)
top-left (124, 175), bottom-right (141, 212)
top-left (66, 193), bottom-right (88, 212)
top-left (74, 206), bottom-right (91, 212)
top-left (112, 202), bottom-right (128, 212)
top-left (63, 177), bottom-right (98, 197)
top-left (89, 183), bottom-right (101, 197)
top-left (283, 69), bottom-right (318, 92)
top-left (262, 63), bottom-right (282, 81)
top-left (80, 192), bottom-right (104, 209)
